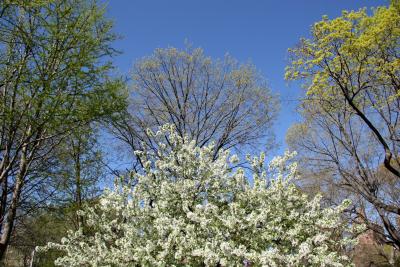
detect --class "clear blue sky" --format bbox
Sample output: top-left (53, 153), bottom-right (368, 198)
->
top-left (104, 0), bottom-right (388, 155)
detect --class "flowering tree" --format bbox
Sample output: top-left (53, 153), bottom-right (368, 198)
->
top-left (41, 125), bottom-right (356, 266)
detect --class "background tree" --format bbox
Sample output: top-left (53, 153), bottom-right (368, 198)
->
top-left (50, 126), bottom-right (105, 229)
top-left (111, 46), bottom-right (278, 170)
top-left (7, 126), bottom-right (107, 266)
top-left (0, 0), bottom-right (126, 260)
top-left (285, 2), bottom-right (400, 248)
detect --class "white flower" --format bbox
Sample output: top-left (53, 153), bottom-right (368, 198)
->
top-left (229, 154), bottom-right (239, 164)
top-left (42, 126), bottom-right (356, 267)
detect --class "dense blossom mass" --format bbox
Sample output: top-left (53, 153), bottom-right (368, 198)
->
top-left (41, 125), bottom-right (357, 266)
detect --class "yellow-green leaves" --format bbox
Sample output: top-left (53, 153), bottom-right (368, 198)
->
top-left (285, 2), bottom-right (400, 249)
top-left (286, 3), bottom-right (400, 105)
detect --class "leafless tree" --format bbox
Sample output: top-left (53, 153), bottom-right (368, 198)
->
top-left (111, 46), bottom-right (278, 169)
top-left (287, 84), bottom-right (400, 248)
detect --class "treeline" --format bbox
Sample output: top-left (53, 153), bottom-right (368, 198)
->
top-left (0, 0), bottom-right (398, 266)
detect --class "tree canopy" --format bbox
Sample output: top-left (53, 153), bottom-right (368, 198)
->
top-left (0, 0), bottom-right (126, 259)
top-left (111, 46), bottom-right (278, 170)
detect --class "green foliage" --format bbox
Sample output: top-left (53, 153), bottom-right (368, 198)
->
top-left (0, 0), bottom-right (127, 132)
top-left (0, 0), bottom-right (127, 260)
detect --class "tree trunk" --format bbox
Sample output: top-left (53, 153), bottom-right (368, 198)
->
top-left (75, 145), bottom-right (83, 229)
top-left (28, 248), bottom-right (35, 267)
top-left (0, 174), bottom-right (8, 225)
top-left (0, 141), bottom-right (28, 261)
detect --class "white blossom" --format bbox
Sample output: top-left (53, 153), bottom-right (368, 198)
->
top-left (39, 126), bottom-right (357, 267)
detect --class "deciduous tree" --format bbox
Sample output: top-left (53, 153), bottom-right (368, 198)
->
top-left (111, 47), bottom-right (278, 169)
top-left (0, 0), bottom-right (125, 259)
top-left (285, 2), bottom-right (400, 247)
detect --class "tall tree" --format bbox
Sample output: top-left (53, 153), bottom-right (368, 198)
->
top-left (111, 46), bottom-right (278, 170)
top-left (285, 3), bottom-right (400, 247)
top-left (51, 126), bottom-right (105, 229)
top-left (7, 126), bottom-right (107, 266)
top-left (0, 0), bottom-right (125, 259)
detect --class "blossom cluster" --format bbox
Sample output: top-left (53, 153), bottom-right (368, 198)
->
top-left (40, 125), bottom-right (356, 266)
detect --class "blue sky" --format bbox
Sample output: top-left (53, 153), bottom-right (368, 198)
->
top-left (104, 0), bottom-right (387, 155)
